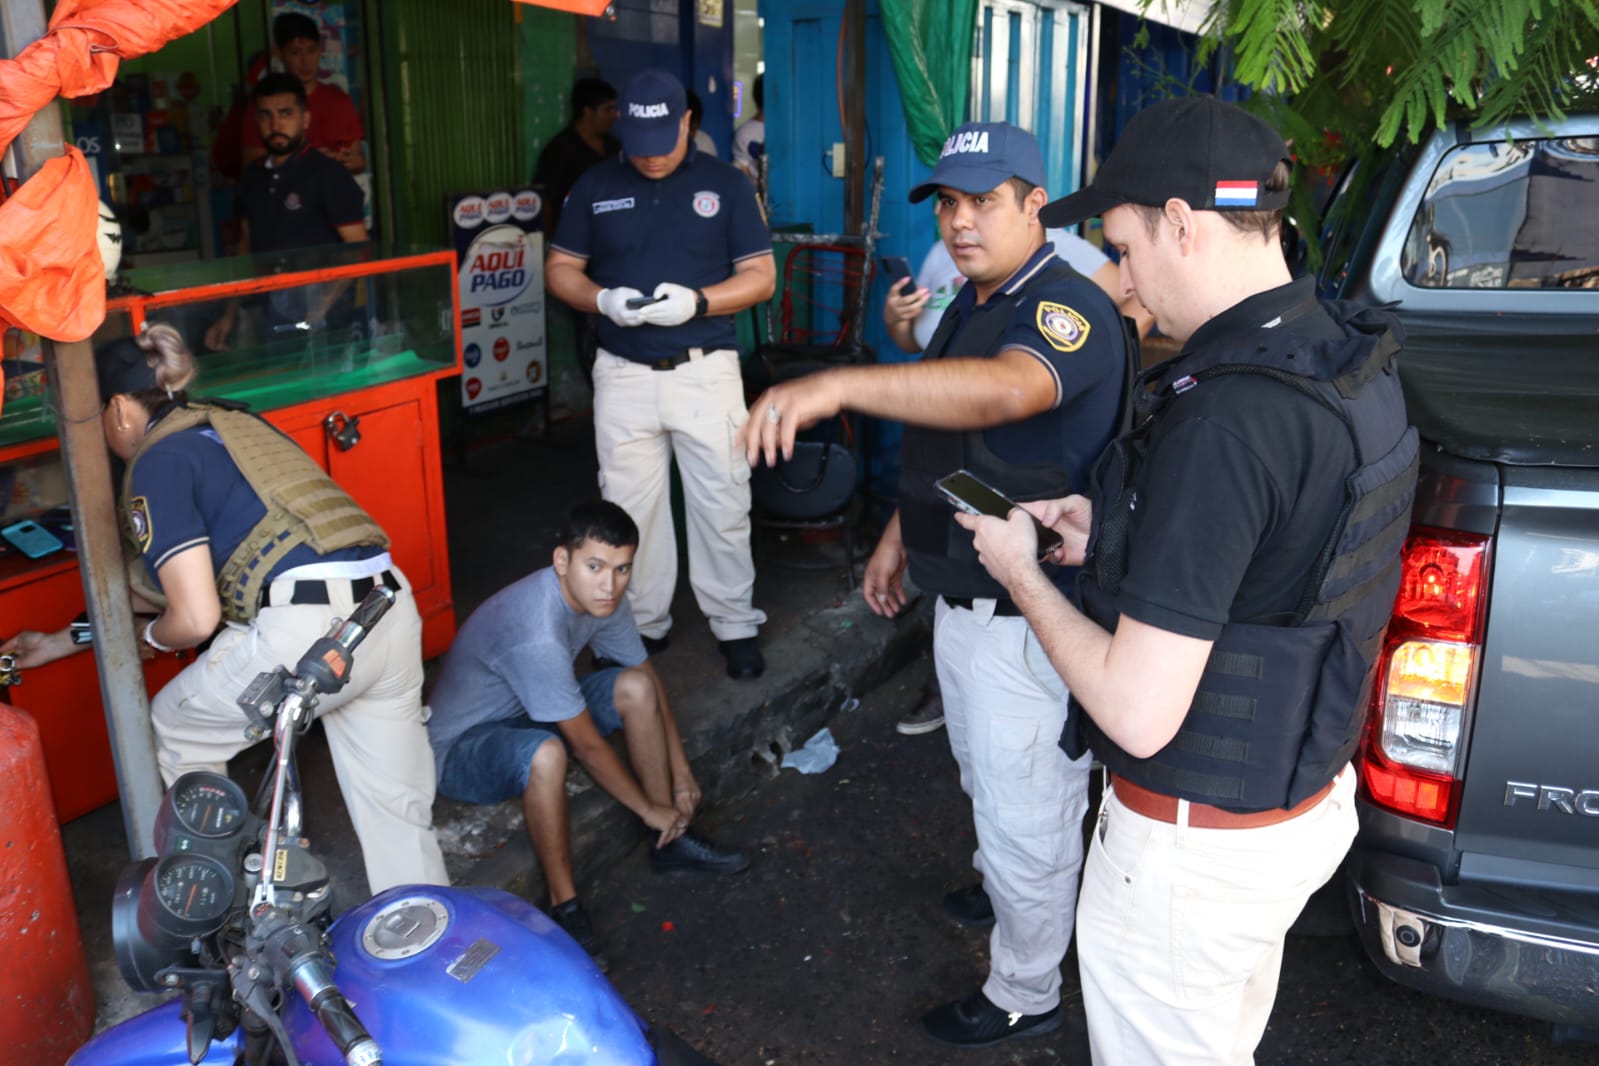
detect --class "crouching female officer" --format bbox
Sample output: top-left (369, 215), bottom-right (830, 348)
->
top-left (0, 324), bottom-right (447, 893)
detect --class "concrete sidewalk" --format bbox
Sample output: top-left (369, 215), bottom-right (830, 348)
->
top-left (64, 418), bottom-right (930, 1033)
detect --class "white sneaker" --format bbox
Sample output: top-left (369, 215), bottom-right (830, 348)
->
top-left (896, 695), bottom-right (945, 735)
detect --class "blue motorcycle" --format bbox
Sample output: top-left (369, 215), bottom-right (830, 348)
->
top-left (71, 588), bottom-right (713, 1066)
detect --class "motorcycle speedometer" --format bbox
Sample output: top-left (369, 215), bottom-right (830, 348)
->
top-left (154, 771), bottom-right (249, 854)
top-left (153, 854), bottom-right (235, 933)
top-left (112, 853), bottom-right (239, 992)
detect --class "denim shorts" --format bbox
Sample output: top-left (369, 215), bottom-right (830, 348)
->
top-left (437, 668), bottom-right (624, 805)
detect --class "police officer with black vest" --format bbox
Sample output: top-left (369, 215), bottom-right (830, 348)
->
top-left (744, 122), bottom-right (1131, 1047)
top-left (1, 325), bottom-right (448, 896)
top-left (958, 98), bottom-right (1417, 1064)
top-left (547, 68), bottom-right (775, 681)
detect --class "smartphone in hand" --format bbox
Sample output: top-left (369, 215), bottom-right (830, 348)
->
top-left (879, 255), bottom-right (917, 297)
top-left (625, 293), bottom-right (668, 309)
top-left (936, 470), bottom-right (1065, 561)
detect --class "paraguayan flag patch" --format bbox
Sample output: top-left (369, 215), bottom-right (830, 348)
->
top-left (1213, 180), bottom-right (1259, 207)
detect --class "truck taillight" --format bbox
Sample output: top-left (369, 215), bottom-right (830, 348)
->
top-left (1359, 528), bottom-right (1490, 827)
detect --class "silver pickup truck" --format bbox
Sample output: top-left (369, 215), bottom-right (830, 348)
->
top-left (1316, 114), bottom-right (1599, 1036)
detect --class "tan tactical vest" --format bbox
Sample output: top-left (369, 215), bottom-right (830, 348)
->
top-left (121, 402), bottom-right (389, 624)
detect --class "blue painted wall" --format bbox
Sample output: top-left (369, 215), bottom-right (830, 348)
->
top-left (587, 1), bottom-right (737, 157)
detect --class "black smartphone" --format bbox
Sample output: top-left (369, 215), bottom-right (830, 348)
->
top-left (879, 255), bottom-right (917, 297)
top-left (625, 293), bottom-right (668, 309)
top-left (936, 470), bottom-right (1065, 561)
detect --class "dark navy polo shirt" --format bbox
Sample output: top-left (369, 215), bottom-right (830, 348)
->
top-left (238, 147), bottom-right (364, 253)
top-left (551, 149), bottom-right (772, 362)
top-left (936, 242), bottom-right (1126, 492)
top-left (128, 424), bottom-right (376, 586)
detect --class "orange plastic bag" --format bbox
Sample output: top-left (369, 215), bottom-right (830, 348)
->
top-left (0, 0), bottom-right (238, 341)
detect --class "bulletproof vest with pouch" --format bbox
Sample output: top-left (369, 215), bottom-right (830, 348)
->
top-left (1069, 299), bottom-right (1418, 811)
top-left (899, 259), bottom-right (1138, 600)
top-left (122, 401), bottom-right (388, 625)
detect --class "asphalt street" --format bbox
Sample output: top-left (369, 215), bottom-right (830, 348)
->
top-left (582, 654), bottom-right (1598, 1066)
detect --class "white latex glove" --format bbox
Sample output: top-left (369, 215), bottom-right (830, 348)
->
top-left (639, 282), bottom-right (699, 327)
top-left (596, 287), bottom-right (648, 327)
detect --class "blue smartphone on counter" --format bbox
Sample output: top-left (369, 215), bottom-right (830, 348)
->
top-left (1, 519), bottom-right (65, 559)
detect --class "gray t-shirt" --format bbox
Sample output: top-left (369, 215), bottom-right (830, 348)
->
top-left (426, 566), bottom-right (647, 757)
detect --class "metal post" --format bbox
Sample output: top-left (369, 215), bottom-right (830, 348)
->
top-left (843, 0), bottom-right (867, 237)
top-left (2, 0), bottom-right (163, 859)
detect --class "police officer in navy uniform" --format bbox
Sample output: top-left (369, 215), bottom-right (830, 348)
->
top-left (1, 325), bottom-right (448, 896)
top-left (744, 122), bottom-right (1132, 1048)
top-left (959, 97), bottom-right (1417, 1064)
top-left (206, 71), bottom-right (369, 352)
top-left (546, 69), bottom-right (775, 681)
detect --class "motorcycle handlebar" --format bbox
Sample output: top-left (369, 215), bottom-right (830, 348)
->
top-left (312, 990), bottom-right (381, 1066)
top-left (288, 947), bottom-right (381, 1066)
top-left (291, 586), bottom-right (396, 699)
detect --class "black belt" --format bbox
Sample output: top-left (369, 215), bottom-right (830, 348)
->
top-left (624, 347), bottom-right (722, 371)
top-left (942, 595), bottom-right (1026, 617)
top-left (259, 569), bottom-right (399, 609)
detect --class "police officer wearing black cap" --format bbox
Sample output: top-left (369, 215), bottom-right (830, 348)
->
top-left (958, 96), bottom-right (1417, 1063)
top-left (744, 121), bottom-right (1131, 1048)
top-left (0, 324), bottom-right (448, 896)
top-left (546, 68), bottom-right (774, 682)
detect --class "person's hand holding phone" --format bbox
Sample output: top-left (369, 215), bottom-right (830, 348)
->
top-left (879, 255), bottom-right (929, 331)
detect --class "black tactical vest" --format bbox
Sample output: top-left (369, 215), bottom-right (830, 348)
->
top-left (899, 259), bottom-right (1138, 600)
top-left (1069, 298), bottom-right (1418, 811)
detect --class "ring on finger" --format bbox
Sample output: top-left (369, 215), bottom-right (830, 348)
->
top-left (767, 403), bottom-right (781, 425)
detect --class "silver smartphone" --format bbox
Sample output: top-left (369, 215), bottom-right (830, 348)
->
top-left (936, 469), bottom-right (1065, 561)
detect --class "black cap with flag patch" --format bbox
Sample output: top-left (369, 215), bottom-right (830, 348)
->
top-left (1040, 96), bottom-right (1291, 227)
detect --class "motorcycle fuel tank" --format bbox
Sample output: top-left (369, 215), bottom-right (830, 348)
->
top-left (282, 885), bottom-right (656, 1065)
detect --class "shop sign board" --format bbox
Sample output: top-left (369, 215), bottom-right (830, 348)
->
top-left (449, 189), bottom-right (547, 413)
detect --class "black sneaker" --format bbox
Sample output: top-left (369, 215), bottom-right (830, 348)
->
top-left (922, 990), bottom-right (1062, 1048)
top-left (548, 898), bottom-right (610, 973)
top-left (942, 882), bottom-right (995, 928)
top-left (650, 829), bottom-right (751, 874)
top-left (718, 637), bottom-right (764, 680)
top-left (642, 633), bottom-right (670, 656)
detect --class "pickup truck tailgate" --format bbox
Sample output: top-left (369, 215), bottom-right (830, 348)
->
top-left (1454, 470), bottom-right (1599, 882)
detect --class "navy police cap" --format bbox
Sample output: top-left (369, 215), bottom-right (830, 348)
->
top-left (908, 122), bottom-right (1047, 204)
top-left (616, 69), bottom-right (687, 159)
top-left (1041, 95), bottom-right (1292, 226)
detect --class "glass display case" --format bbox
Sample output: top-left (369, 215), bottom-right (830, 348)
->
top-left (0, 243), bottom-right (461, 822)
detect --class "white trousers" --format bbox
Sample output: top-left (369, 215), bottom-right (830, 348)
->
top-left (151, 571), bottom-right (449, 894)
top-left (934, 597), bottom-right (1092, 1016)
top-left (592, 347), bottom-right (766, 641)
top-left (1078, 766), bottom-right (1358, 1065)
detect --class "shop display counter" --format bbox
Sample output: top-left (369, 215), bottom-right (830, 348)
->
top-left (0, 243), bottom-right (461, 820)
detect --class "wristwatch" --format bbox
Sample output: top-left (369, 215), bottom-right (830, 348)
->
top-left (69, 611), bottom-right (93, 646)
top-left (693, 288), bottom-right (709, 319)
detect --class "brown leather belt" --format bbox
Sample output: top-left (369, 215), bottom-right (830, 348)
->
top-left (1110, 773), bottom-right (1337, 829)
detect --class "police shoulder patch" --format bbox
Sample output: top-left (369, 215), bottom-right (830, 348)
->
top-left (1035, 301), bottom-right (1090, 353)
top-left (129, 496), bottom-right (153, 552)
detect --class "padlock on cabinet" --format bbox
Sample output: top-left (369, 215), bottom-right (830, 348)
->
top-left (323, 411), bottom-right (362, 452)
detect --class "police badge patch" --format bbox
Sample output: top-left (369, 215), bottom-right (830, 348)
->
top-left (692, 191), bottom-right (721, 218)
top-left (129, 496), bottom-right (153, 552)
top-left (1035, 301), bottom-right (1091, 353)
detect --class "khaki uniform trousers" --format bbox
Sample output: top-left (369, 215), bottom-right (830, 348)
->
top-left (1078, 766), bottom-right (1358, 1064)
top-left (592, 347), bottom-right (766, 641)
top-left (934, 596), bottom-right (1093, 1016)
top-left (151, 570), bottom-right (448, 894)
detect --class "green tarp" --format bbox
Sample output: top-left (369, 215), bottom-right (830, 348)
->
top-left (881, 0), bottom-right (978, 166)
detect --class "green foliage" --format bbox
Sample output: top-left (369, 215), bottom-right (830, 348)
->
top-left (1188, 0), bottom-right (1599, 153)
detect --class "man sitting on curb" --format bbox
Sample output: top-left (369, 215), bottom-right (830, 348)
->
top-left (426, 500), bottom-right (749, 970)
